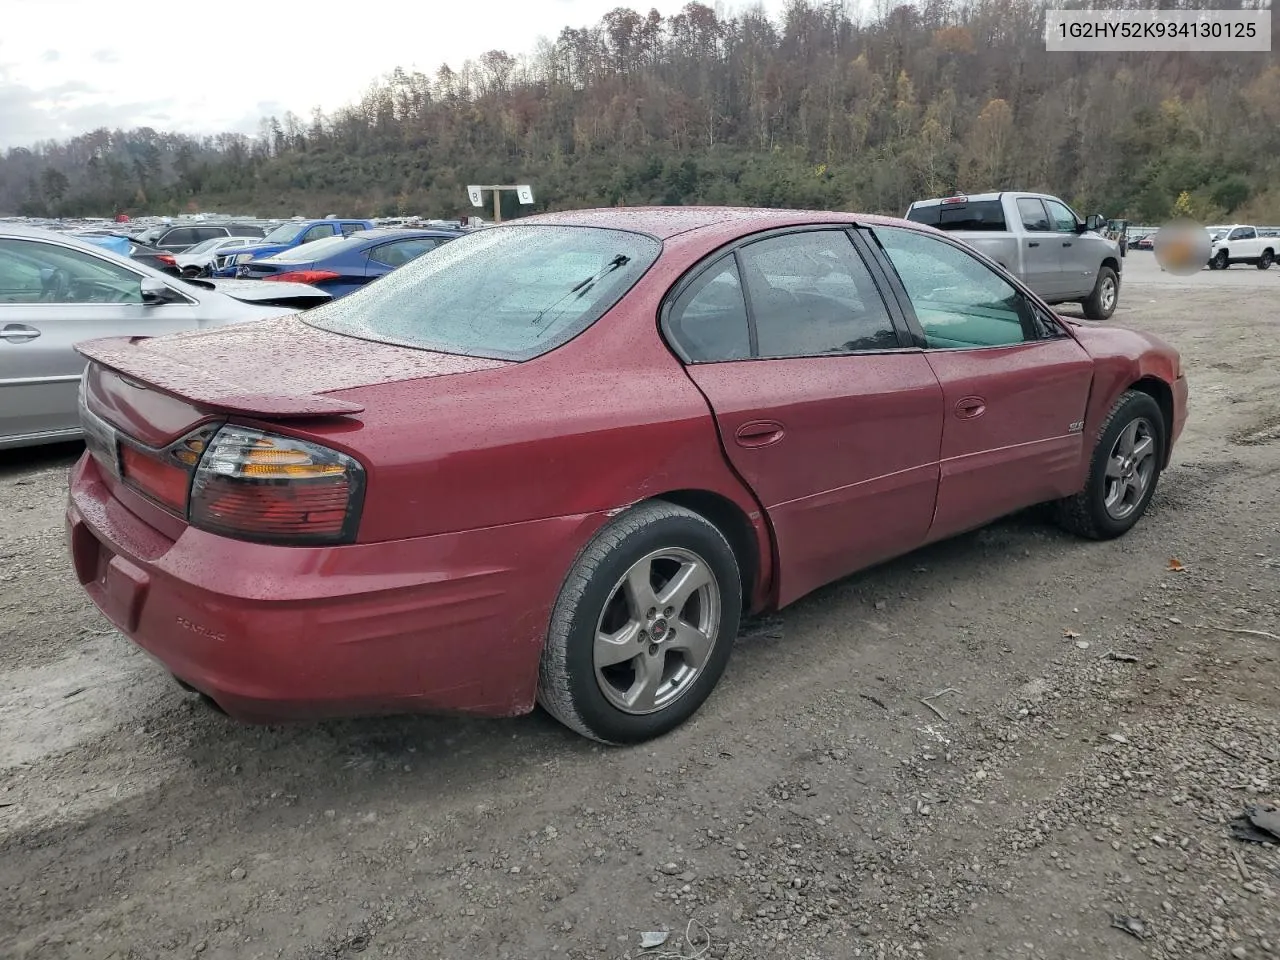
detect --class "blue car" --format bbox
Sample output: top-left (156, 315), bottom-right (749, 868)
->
top-left (210, 218), bottom-right (375, 277)
top-left (236, 227), bottom-right (462, 298)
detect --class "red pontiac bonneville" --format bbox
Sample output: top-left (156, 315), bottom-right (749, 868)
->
top-left (66, 207), bottom-right (1188, 744)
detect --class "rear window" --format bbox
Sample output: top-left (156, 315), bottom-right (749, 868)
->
top-left (301, 225), bottom-right (661, 362)
top-left (269, 235), bottom-right (354, 262)
top-left (906, 199), bottom-right (1007, 231)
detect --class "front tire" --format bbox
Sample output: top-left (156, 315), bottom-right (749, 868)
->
top-left (1054, 390), bottom-right (1164, 540)
top-left (537, 501), bottom-right (742, 744)
top-left (1213, 250), bottom-right (1230, 270)
top-left (1082, 266), bottom-right (1119, 321)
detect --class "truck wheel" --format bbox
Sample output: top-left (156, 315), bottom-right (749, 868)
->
top-left (1054, 390), bottom-right (1164, 541)
top-left (1213, 250), bottom-right (1230, 270)
top-left (1258, 250), bottom-right (1274, 270)
top-left (1081, 266), bottom-right (1119, 321)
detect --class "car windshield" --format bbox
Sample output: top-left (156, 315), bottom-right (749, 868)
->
top-left (301, 224), bottom-right (662, 361)
top-left (268, 235), bottom-right (357, 262)
top-left (262, 222), bottom-right (306, 244)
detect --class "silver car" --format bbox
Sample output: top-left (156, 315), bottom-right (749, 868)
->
top-left (0, 226), bottom-right (332, 449)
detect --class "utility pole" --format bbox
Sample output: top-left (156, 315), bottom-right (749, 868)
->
top-left (466, 184), bottom-right (535, 224)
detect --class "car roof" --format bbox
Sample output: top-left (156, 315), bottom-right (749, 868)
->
top-left (514, 206), bottom-right (913, 241)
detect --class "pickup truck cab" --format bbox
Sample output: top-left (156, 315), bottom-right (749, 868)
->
top-left (210, 219), bottom-right (374, 277)
top-left (906, 192), bottom-right (1122, 320)
top-left (1205, 225), bottom-right (1276, 270)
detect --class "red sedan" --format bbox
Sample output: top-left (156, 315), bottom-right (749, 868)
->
top-left (66, 207), bottom-right (1188, 744)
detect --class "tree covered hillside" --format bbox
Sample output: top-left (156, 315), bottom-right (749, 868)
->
top-left (3, 0), bottom-right (1278, 222)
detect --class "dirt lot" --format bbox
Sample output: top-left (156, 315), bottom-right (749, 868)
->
top-left (2, 252), bottom-right (1277, 960)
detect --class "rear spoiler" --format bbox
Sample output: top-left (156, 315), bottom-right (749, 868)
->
top-left (76, 336), bottom-right (366, 417)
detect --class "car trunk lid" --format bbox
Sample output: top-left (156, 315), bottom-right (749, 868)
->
top-left (77, 314), bottom-right (512, 445)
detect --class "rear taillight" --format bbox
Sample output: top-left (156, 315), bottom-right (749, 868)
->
top-left (118, 429), bottom-right (215, 512)
top-left (261, 270), bottom-right (340, 284)
top-left (157, 254), bottom-right (177, 266)
top-left (188, 426), bottom-right (364, 545)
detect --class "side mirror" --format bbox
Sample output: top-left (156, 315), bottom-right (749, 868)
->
top-left (140, 277), bottom-right (172, 304)
top-left (1083, 214), bottom-right (1105, 233)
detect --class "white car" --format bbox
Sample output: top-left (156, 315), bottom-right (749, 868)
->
top-left (174, 236), bottom-right (263, 277)
top-left (1206, 225), bottom-right (1277, 270)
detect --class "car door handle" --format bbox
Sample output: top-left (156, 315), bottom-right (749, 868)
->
top-left (954, 397), bottom-right (986, 420)
top-left (735, 420), bottom-right (785, 448)
top-left (1027, 241), bottom-right (1040, 248)
top-left (1, 323), bottom-right (41, 343)
top-left (1062, 241), bottom-right (1073, 247)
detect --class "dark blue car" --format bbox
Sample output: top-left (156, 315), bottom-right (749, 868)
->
top-left (237, 228), bottom-right (462, 298)
top-left (210, 218), bottom-right (375, 277)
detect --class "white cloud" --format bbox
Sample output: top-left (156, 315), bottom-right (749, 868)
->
top-left (0, 0), bottom-right (784, 149)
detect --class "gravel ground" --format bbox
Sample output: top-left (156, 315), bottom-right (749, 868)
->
top-left (1, 253), bottom-right (1277, 960)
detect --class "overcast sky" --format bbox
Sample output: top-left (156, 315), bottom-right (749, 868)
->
top-left (0, 0), bottom-right (789, 150)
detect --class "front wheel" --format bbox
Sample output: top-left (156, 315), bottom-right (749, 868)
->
top-left (1054, 390), bottom-right (1164, 540)
top-left (1081, 266), bottom-right (1119, 321)
top-left (537, 501), bottom-right (742, 744)
top-left (1258, 250), bottom-right (1274, 270)
top-left (1213, 250), bottom-right (1230, 270)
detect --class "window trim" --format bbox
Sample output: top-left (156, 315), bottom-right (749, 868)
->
top-left (862, 223), bottom-right (1075, 354)
top-left (658, 224), bottom-right (917, 365)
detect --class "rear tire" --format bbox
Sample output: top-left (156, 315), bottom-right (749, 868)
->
top-left (1081, 266), bottom-right (1119, 321)
top-left (537, 501), bottom-right (742, 744)
top-left (1054, 390), bottom-right (1164, 540)
top-left (1259, 250), bottom-right (1274, 270)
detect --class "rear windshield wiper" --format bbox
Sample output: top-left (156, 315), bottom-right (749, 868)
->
top-left (532, 254), bottom-right (631, 327)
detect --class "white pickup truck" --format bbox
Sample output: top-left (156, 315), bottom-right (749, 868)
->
top-left (905, 191), bottom-right (1123, 320)
top-left (1205, 225), bottom-right (1276, 270)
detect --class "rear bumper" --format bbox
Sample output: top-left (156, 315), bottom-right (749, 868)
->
top-left (66, 454), bottom-right (606, 723)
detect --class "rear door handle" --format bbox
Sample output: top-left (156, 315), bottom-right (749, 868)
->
top-left (734, 420), bottom-right (785, 448)
top-left (954, 397), bottom-right (986, 420)
top-left (1, 323), bottom-right (41, 343)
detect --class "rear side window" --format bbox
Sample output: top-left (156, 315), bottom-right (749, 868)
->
top-left (302, 225), bottom-right (662, 361)
top-left (738, 230), bottom-right (900, 357)
top-left (1016, 198), bottom-right (1051, 232)
top-left (340, 222), bottom-right (367, 237)
top-left (906, 200), bottom-right (1007, 231)
top-left (666, 257), bottom-right (751, 362)
top-left (369, 237), bottom-right (440, 267)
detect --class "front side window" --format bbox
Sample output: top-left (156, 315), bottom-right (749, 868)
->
top-left (301, 224), bottom-right (337, 244)
top-left (873, 226), bottom-right (1039, 350)
top-left (302, 224), bottom-right (661, 361)
top-left (0, 238), bottom-right (143, 304)
top-left (1043, 198), bottom-right (1078, 233)
top-left (737, 230), bottom-right (900, 357)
